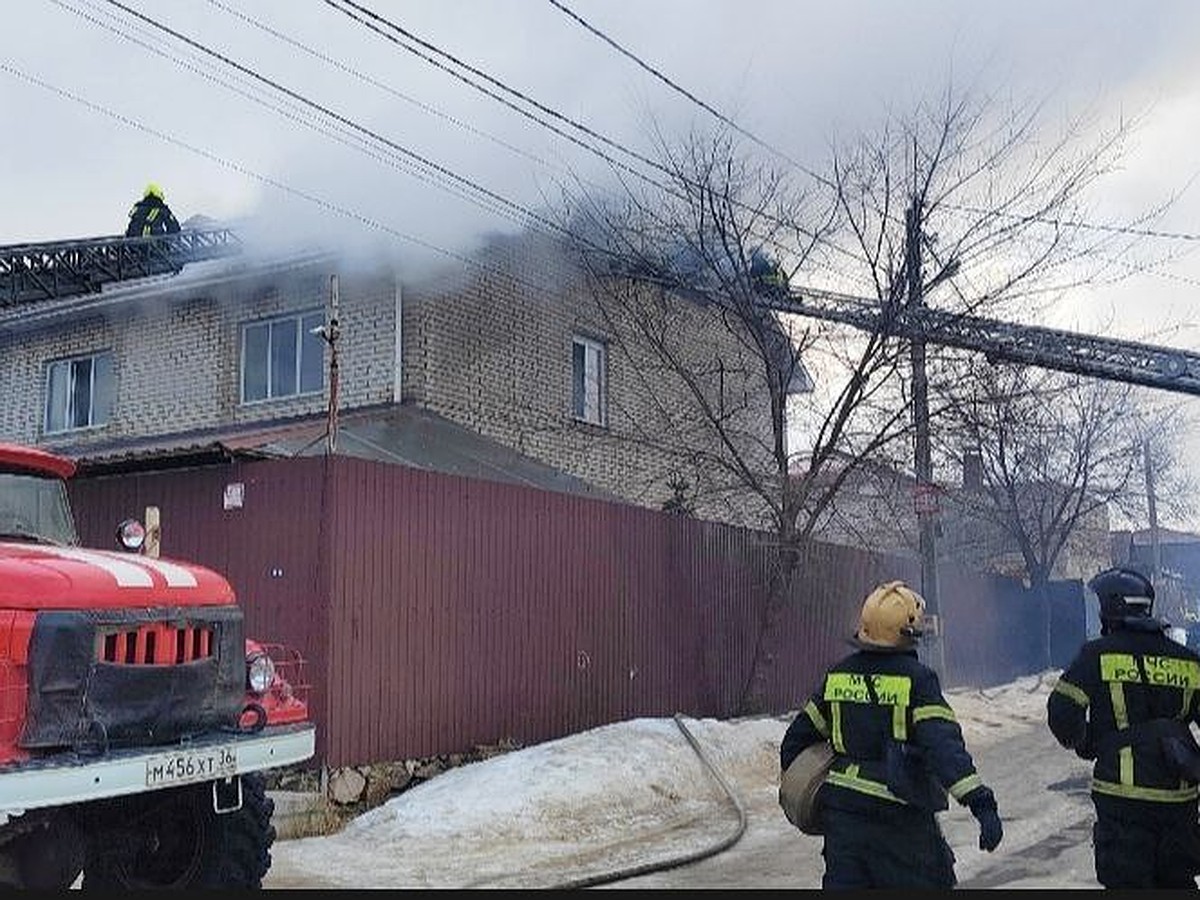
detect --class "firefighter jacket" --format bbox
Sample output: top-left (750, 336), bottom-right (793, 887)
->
top-left (1047, 618), bottom-right (1200, 805)
top-left (780, 643), bottom-right (987, 816)
top-left (125, 197), bottom-right (181, 238)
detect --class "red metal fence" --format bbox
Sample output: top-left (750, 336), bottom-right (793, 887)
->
top-left (70, 455), bottom-right (1080, 769)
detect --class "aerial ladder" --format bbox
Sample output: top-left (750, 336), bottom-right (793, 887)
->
top-left (768, 284), bottom-right (1200, 398)
top-left (4, 226), bottom-right (1196, 395)
top-left (760, 280), bottom-right (1200, 673)
top-left (0, 227), bottom-right (243, 309)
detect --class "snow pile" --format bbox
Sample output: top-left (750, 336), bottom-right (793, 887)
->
top-left (265, 673), bottom-right (1063, 889)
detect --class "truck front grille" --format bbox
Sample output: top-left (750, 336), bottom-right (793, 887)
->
top-left (97, 623), bottom-right (215, 665)
top-left (20, 606), bottom-right (245, 750)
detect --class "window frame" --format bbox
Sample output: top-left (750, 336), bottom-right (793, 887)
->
top-left (239, 309), bottom-right (326, 404)
top-left (571, 335), bottom-right (607, 427)
top-left (43, 350), bottom-right (114, 435)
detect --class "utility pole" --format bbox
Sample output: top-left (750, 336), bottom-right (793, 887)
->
top-left (1143, 438), bottom-right (1161, 584)
top-left (907, 198), bottom-right (946, 678)
top-left (323, 274), bottom-right (341, 455)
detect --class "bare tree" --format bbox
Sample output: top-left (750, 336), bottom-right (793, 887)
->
top-left (561, 129), bottom-right (914, 712)
top-left (821, 84), bottom-right (1173, 321)
top-left (932, 360), bottom-right (1197, 663)
top-left (556, 81), bottom-right (1174, 713)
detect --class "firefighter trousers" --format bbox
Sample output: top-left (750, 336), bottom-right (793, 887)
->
top-left (1092, 798), bottom-right (1200, 889)
top-left (819, 802), bottom-right (956, 889)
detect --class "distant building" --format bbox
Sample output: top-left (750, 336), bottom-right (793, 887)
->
top-left (794, 449), bottom-right (1111, 585)
top-left (1111, 527), bottom-right (1200, 626)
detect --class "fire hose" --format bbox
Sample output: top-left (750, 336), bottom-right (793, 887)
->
top-left (545, 713), bottom-right (749, 890)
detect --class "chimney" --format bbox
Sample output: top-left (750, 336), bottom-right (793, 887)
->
top-left (963, 446), bottom-right (983, 492)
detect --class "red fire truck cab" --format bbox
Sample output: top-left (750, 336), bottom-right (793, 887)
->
top-left (0, 441), bottom-right (315, 889)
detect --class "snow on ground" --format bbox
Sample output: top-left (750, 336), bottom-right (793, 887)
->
top-left (946, 671), bottom-right (1062, 744)
top-left (265, 671), bottom-right (1098, 890)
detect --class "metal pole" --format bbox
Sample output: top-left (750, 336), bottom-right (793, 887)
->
top-left (907, 200), bottom-right (946, 679)
top-left (326, 274), bottom-right (341, 455)
top-left (1144, 438), bottom-right (1161, 584)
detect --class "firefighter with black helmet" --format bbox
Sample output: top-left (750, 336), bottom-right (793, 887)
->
top-left (125, 182), bottom-right (181, 238)
top-left (779, 580), bottom-right (1003, 889)
top-left (1047, 565), bottom-right (1200, 888)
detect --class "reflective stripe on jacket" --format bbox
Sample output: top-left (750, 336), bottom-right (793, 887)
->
top-left (1048, 625), bottom-right (1200, 803)
top-left (781, 645), bottom-right (984, 812)
top-left (126, 197), bottom-right (181, 237)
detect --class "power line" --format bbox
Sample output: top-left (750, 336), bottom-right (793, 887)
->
top-left (209, 0), bottom-right (847, 274)
top-left (945, 201), bottom-right (1200, 243)
top-left (202, 0), bottom-right (566, 178)
top-left (210, 0), bottom-right (774, 261)
top-left (324, 0), bottom-right (673, 191)
top-left (322, 0), bottom-right (864, 269)
top-left (100, 0), bottom-right (564, 236)
top-left (544, 0), bottom-right (834, 190)
top-left (0, 60), bottom-right (573, 301)
top-left (55, 0), bottom-right (533, 230)
top-left (323, 0), bottom-right (832, 249)
top-left (325, 0), bottom-right (846, 270)
top-left (548, 0), bottom-right (1200, 257)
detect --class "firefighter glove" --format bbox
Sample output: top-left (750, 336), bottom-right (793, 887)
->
top-left (967, 786), bottom-right (1002, 852)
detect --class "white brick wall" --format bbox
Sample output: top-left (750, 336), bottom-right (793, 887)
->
top-left (1, 235), bottom-right (783, 529)
top-left (402, 231), bottom-right (780, 528)
top-left (0, 258), bottom-right (397, 450)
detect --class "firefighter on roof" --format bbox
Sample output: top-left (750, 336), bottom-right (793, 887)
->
top-left (780, 580), bottom-right (1003, 889)
top-left (125, 182), bottom-right (181, 238)
top-left (1047, 566), bottom-right (1200, 888)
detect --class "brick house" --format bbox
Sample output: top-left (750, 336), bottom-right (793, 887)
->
top-left (0, 226), bottom-right (807, 528)
top-left (1111, 527), bottom-right (1200, 626)
top-left (799, 449), bottom-right (1112, 584)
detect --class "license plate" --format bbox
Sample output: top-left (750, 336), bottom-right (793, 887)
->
top-left (145, 745), bottom-right (238, 787)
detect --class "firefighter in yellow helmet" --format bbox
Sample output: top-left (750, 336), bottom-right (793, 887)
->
top-left (1047, 566), bottom-right (1200, 888)
top-left (125, 182), bottom-right (181, 238)
top-left (780, 580), bottom-right (1003, 889)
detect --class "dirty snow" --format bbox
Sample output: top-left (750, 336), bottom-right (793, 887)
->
top-left (264, 671), bottom-right (1129, 889)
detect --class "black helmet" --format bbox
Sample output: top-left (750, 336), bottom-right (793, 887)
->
top-left (1089, 567), bottom-right (1155, 621)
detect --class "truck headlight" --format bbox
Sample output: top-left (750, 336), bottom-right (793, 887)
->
top-left (246, 651), bottom-right (276, 694)
top-left (116, 518), bottom-right (146, 552)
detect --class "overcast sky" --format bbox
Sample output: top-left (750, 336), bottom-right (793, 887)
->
top-left (4, 0), bottom-right (1200, 523)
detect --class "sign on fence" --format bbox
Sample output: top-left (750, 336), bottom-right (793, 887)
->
top-left (912, 483), bottom-right (940, 515)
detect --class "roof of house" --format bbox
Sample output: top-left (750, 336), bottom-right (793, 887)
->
top-left (54, 403), bottom-right (620, 502)
top-left (0, 242), bottom-right (337, 334)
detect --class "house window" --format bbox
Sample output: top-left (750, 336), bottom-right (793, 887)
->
top-left (572, 336), bottom-right (606, 425)
top-left (44, 351), bottom-right (114, 434)
top-left (241, 310), bottom-right (325, 403)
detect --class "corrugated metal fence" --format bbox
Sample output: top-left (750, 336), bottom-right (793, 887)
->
top-left (69, 455), bottom-right (1083, 769)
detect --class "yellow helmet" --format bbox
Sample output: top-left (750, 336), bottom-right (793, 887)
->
top-left (143, 182), bottom-right (165, 200)
top-left (855, 580), bottom-right (926, 648)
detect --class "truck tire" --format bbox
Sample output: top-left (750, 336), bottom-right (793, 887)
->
top-left (80, 772), bottom-right (276, 890)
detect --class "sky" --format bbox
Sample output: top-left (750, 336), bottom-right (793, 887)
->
top-left (4, 0), bottom-right (1200, 524)
top-left (261, 671), bottom-right (1110, 890)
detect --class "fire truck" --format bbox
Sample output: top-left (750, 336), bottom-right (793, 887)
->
top-left (0, 441), bottom-right (315, 889)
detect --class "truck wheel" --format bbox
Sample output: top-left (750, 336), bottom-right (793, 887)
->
top-left (80, 772), bottom-right (276, 890)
